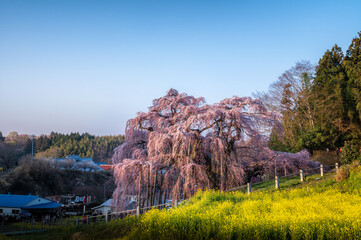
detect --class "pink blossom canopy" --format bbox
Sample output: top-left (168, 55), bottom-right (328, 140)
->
top-left (112, 89), bottom-right (317, 210)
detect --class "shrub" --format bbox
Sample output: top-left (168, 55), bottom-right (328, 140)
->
top-left (340, 140), bottom-right (361, 164)
top-left (349, 160), bottom-right (361, 172)
top-left (336, 165), bottom-right (350, 182)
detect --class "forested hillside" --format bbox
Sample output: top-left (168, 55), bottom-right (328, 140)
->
top-left (1, 131), bottom-right (123, 164)
top-left (0, 157), bottom-right (115, 200)
top-left (0, 132), bottom-right (121, 198)
top-left (32, 132), bottom-right (124, 162)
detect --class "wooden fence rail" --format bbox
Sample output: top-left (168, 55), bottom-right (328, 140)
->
top-left (226, 163), bottom-right (339, 194)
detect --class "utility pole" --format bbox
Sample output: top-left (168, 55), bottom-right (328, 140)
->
top-left (31, 135), bottom-right (34, 160)
top-left (103, 184), bottom-right (106, 201)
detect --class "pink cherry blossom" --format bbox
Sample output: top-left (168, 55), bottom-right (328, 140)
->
top-left (112, 89), bottom-right (317, 210)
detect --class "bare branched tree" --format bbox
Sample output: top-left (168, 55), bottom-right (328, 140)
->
top-left (254, 61), bottom-right (316, 147)
top-left (55, 159), bottom-right (76, 169)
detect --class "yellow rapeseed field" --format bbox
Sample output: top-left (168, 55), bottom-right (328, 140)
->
top-left (128, 167), bottom-right (361, 240)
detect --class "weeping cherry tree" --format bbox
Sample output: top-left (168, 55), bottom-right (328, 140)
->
top-left (112, 89), bottom-right (318, 210)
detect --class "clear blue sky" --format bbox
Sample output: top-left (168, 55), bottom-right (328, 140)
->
top-left (0, 0), bottom-right (360, 136)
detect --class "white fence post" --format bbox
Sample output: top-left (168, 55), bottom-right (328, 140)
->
top-left (247, 183), bottom-right (251, 194)
top-left (105, 211), bottom-right (109, 222)
top-left (320, 164), bottom-right (324, 177)
top-left (300, 169), bottom-right (304, 182)
top-left (335, 163), bottom-right (339, 171)
top-left (275, 176), bottom-right (279, 189)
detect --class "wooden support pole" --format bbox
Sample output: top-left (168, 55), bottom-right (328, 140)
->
top-left (157, 177), bottom-right (163, 205)
top-left (152, 170), bottom-right (158, 206)
top-left (149, 185), bottom-right (153, 207)
top-left (162, 190), bottom-right (166, 204)
top-left (136, 206), bottom-right (140, 217)
top-left (275, 176), bottom-right (279, 189)
top-left (247, 183), bottom-right (251, 194)
top-left (137, 170), bottom-right (142, 212)
top-left (146, 169), bottom-right (150, 208)
top-left (220, 157), bottom-right (224, 192)
top-left (300, 169), bottom-right (304, 182)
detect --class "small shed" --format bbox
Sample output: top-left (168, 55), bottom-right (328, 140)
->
top-left (92, 199), bottom-right (112, 215)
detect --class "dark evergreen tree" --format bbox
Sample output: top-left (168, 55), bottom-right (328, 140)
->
top-left (310, 45), bottom-right (348, 148)
top-left (32, 132), bottom-right (124, 162)
top-left (343, 32), bottom-right (361, 137)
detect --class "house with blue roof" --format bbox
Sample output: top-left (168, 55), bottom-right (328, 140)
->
top-left (0, 193), bottom-right (61, 217)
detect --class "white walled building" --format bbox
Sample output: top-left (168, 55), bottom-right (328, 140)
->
top-left (0, 193), bottom-right (60, 216)
top-left (92, 199), bottom-right (113, 215)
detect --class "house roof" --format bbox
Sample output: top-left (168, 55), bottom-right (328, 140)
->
top-left (23, 202), bottom-right (61, 209)
top-left (94, 162), bottom-right (107, 166)
top-left (100, 199), bottom-right (113, 207)
top-left (0, 194), bottom-right (38, 208)
top-left (91, 199), bottom-right (113, 210)
top-left (99, 165), bottom-right (112, 170)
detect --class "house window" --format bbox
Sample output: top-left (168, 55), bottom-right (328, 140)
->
top-left (12, 209), bottom-right (19, 214)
